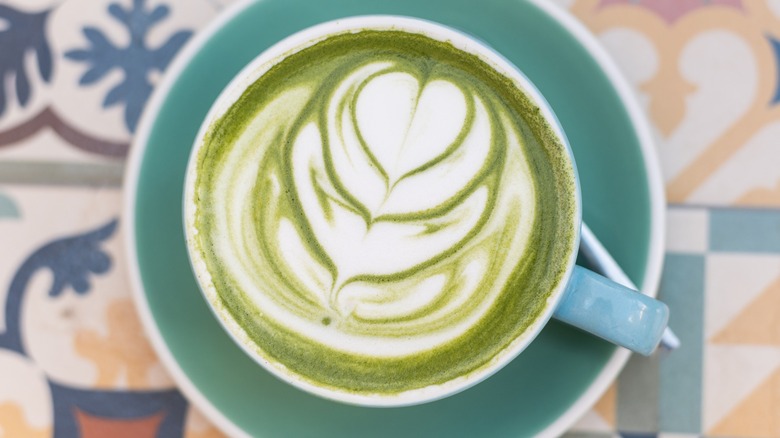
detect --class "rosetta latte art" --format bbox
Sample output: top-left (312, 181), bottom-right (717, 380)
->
top-left (190, 31), bottom-right (576, 395)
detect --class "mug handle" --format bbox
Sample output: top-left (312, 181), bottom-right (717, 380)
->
top-left (552, 266), bottom-right (669, 356)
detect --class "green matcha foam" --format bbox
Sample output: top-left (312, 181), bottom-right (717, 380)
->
top-left (186, 28), bottom-right (576, 398)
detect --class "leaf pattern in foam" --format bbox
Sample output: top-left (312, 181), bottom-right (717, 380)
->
top-left (292, 62), bottom-right (495, 300)
top-left (326, 63), bottom-right (493, 219)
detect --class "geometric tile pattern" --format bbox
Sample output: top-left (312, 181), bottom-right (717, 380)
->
top-left (569, 207), bottom-right (780, 437)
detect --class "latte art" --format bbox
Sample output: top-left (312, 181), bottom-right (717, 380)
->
top-left (260, 60), bottom-right (532, 357)
top-left (189, 30), bottom-right (576, 396)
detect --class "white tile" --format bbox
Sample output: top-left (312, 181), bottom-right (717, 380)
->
top-left (705, 253), bottom-right (780, 338)
top-left (666, 208), bottom-right (709, 253)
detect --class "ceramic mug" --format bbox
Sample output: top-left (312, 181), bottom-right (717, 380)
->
top-left (183, 15), bottom-right (669, 407)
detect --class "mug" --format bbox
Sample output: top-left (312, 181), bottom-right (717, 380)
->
top-left (183, 15), bottom-right (669, 407)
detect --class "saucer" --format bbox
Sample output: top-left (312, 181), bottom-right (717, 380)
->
top-left (124, 0), bottom-right (665, 436)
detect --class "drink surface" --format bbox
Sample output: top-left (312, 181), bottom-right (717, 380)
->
top-left (189, 29), bottom-right (577, 397)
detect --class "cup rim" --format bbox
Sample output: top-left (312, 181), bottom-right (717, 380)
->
top-left (182, 14), bottom-right (583, 407)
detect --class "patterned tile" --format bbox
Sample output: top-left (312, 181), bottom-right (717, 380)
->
top-left (1, 0), bottom-right (779, 436)
top-left (575, 205), bottom-right (780, 436)
top-left (0, 185), bottom-right (198, 435)
top-left (570, 0), bottom-right (780, 207)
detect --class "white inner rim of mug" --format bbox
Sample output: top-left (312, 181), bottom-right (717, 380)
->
top-left (181, 15), bottom-right (583, 407)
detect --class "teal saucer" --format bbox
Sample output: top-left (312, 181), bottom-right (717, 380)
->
top-left (125, 0), bottom-right (664, 436)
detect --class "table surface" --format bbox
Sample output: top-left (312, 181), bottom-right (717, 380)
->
top-left (1, 0), bottom-right (778, 437)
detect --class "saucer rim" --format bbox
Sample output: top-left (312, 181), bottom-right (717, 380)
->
top-left (123, 1), bottom-right (665, 436)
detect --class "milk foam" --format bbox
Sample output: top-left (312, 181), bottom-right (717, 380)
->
top-left (189, 29), bottom-right (577, 396)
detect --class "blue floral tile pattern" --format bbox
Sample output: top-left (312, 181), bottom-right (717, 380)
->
top-left (0, 5), bottom-right (52, 117)
top-left (65, 0), bottom-right (192, 132)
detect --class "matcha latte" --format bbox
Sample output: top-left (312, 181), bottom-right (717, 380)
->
top-left (184, 18), bottom-right (578, 404)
